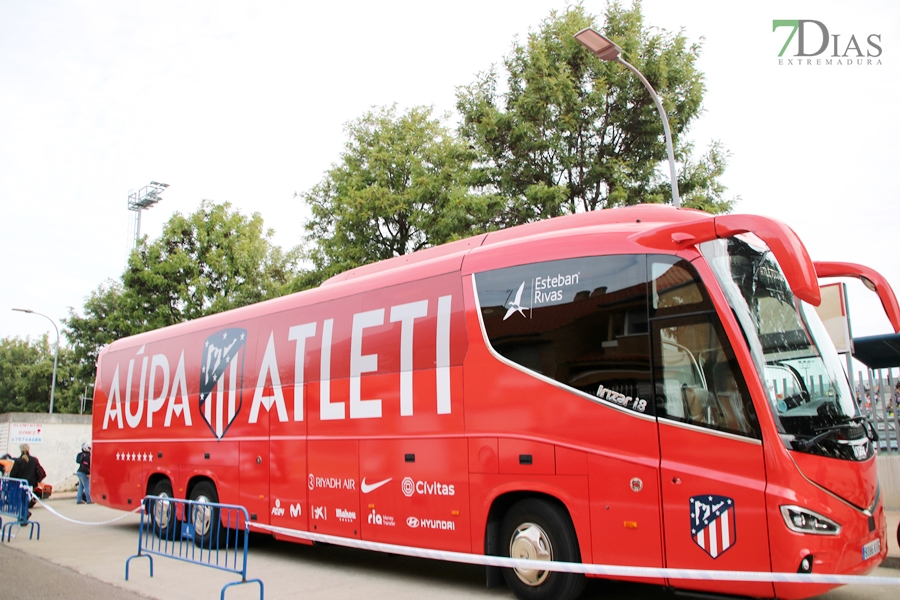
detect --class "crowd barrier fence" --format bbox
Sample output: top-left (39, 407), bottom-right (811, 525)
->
top-left (125, 495), bottom-right (263, 600)
top-left (0, 476), bottom-right (40, 542)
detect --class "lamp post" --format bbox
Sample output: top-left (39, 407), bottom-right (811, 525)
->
top-left (574, 28), bottom-right (681, 208)
top-left (12, 308), bottom-right (59, 414)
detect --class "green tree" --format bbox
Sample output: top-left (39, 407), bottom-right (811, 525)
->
top-left (63, 280), bottom-right (137, 387)
top-left (65, 200), bottom-right (299, 385)
top-left (0, 336), bottom-right (82, 414)
top-left (456, 1), bottom-right (734, 225)
top-left (299, 105), bottom-right (501, 285)
top-left (123, 200), bottom-right (299, 327)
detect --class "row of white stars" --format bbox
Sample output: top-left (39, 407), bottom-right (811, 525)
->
top-left (116, 452), bottom-right (154, 462)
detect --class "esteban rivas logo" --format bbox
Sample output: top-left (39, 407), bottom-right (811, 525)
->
top-left (199, 328), bottom-right (247, 439)
top-left (503, 282), bottom-right (527, 321)
top-left (773, 20), bottom-right (882, 66)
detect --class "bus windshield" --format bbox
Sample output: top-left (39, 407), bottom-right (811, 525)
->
top-left (700, 236), bottom-right (872, 461)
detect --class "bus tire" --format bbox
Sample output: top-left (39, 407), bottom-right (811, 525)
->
top-left (500, 498), bottom-right (586, 600)
top-left (189, 481), bottom-right (220, 548)
top-left (149, 479), bottom-right (179, 541)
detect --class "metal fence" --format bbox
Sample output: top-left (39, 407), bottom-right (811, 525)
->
top-left (853, 368), bottom-right (900, 454)
top-left (0, 476), bottom-right (40, 542)
top-left (126, 495), bottom-right (263, 600)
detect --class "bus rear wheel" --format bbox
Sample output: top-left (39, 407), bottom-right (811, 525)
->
top-left (149, 479), bottom-right (179, 541)
top-left (500, 498), bottom-right (585, 600)
top-left (189, 481), bottom-right (220, 548)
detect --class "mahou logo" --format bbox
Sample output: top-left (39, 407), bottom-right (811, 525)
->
top-left (199, 328), bottom-right (247, 439)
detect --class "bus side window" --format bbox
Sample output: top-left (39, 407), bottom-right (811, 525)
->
top-left (648, 256), bottom-right (761, 439)
top-left (653, 316), bottom-right (761, 439)
top-left (475, 255), bottom-right (653, 415)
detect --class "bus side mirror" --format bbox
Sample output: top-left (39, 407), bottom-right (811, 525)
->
top-left (814, 261), bottom-right (900, 333)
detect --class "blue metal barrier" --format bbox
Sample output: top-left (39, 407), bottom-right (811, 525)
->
top-left (126, 495), bottom-right (263, 600)
top-left (0, 477), bottom-right (40, 542)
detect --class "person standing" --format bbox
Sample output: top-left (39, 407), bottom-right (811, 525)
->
top-left (75, 442), bottom-right (92, 504)
top-left (9, 444), bottom-right (42, 488)
top-left (9, 443), bottom-right (44, 513)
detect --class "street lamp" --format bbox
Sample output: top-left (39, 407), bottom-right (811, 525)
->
top-left (574, 28), bottom-right (681, 208)
top-left (12, 308), bottom-right (59, 414)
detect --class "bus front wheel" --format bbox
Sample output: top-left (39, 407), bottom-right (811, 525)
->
top-left (500, 498), bottom-right (585, 600)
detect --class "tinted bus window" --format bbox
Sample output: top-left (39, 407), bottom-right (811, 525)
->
top-left (474, 255), bottom-right (653, 415)
top-left (649, 258), bottom-right (761, 439)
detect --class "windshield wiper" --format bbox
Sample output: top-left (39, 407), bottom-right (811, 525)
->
top-left (795, 428), bottom-right (840, 451)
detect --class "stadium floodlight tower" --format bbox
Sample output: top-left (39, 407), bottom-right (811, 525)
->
top-left (128, 181), bottom-right (169, 248)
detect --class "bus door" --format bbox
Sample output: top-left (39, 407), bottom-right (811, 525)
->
top-left (649, 258), bottom-right (772, 597)
top-left (269, 382), bottom-right (307, 532)
top-left (240, 433), bottom-right (270, 525)
top-left (652, 314), bottom-right (772, 596)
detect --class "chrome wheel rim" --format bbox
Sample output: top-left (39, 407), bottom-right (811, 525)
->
top-left (154, 492), bottom-right (172, 529)
top-left (509, 522), bottom-right (553, 586)
top-left (192, 494), bottom-right (213, 536)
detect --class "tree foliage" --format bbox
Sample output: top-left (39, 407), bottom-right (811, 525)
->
top-left (63, 280), bottom-right (138, 387)
top-left (299, 105), bottom-right (502, 285)
top-left (0, 336), bottom-right (83, 414)
top-left (64, 200), bottom-right (299, 388)
top-left (455, 1), bottom-right (734, 224)
top-left (123, 200), bottom-right (298, 327)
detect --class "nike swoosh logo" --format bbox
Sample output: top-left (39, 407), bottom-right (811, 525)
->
top-left (361, 477), bottom-right (392, 494)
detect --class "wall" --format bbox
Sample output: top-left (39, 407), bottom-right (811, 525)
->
top-left (0, 412), bottom-right (92, 492)
top-left (878, 454), bottom-right (900, 510)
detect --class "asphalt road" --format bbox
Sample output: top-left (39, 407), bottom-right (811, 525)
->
top-left (2, 497), bottom-right (898, 600)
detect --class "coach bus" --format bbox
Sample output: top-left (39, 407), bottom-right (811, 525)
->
top-left (91, 204), bottom-right (898, 600)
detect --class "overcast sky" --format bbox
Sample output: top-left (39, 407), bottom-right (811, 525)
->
top-left (1, 0), bottom-right (898, 376)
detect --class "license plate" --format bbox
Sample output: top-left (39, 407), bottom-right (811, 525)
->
top-left (862, 538), bottom-right (881, 561)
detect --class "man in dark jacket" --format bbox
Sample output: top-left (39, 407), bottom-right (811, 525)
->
top-left (75, 442), bottom-right (93, 504)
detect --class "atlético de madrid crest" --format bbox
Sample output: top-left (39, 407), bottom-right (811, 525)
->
top-left (199, 328), bottom-right (247, 440)
top-left (690, 495), bottom-right (736, 559)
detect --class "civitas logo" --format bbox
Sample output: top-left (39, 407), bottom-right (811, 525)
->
top-left (773, 20), bottom-right (882, 66)
top-left (401, 477), bottom-right (456, 497)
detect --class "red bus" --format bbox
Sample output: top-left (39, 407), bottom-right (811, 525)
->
top-left (92, 204), bottom-right (899, 600)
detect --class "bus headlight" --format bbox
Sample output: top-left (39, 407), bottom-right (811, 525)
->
top-left (780, 506), bottom-right (841, 535)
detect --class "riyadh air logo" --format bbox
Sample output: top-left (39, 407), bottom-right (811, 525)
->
top-left (773, 20), bottom-right (882, 66)
top-left (503, 282), bottom-right (527, 320)
top-left (199, 328), bottom-right (247, 439)
top-left (690, 495), bottom-right (736, 559)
